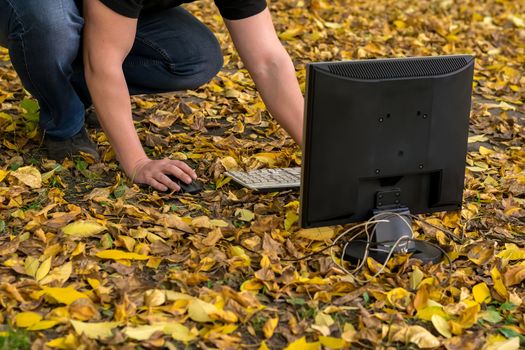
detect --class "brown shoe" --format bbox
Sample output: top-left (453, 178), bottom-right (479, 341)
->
top-left (44, 127), bottom-right (100, 162)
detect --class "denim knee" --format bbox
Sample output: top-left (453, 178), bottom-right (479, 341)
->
top-left (7, 1), bottom-right (83, 67)
top-left (165, 30), bottom-right (224, 90)
top-left (187, 42), bottom-right (224, 89)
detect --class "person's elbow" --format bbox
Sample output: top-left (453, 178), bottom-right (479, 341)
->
top-left (248, 47), bottom-right (293, 80)
top-left (83, 47), bottom-right (124, 83)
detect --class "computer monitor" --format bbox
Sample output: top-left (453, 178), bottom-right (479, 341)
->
top-left (299, 55), bottom-right (474, 263)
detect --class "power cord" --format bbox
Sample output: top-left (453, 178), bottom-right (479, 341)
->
top-left (237, 212), bottom-right (452, 285)
top-left (330, 212), bottom-right (452, 285)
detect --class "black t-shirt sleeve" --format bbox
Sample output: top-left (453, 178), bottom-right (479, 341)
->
top-left (214, 0), bottom-right (267, 20)
top-left (99, 0), bottom-right (143, 18)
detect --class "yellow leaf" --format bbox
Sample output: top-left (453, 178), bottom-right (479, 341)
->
top-left (69, 298), bottom-right (100, 321)
top-left (62, 221), bottom-right (106, 237)
top-left (36, 257), bottom-right (52, 282)
top-left (319, 336), bottom-right (345, 349)
top-left (134, 98), bottom-right (156, 109)
top-left (124, 324), bottom-right (165, 341)
top-left (209, 219), bottom-right (229, 227)
top-left (315, 312), bottom-right (334, 327)
top-left (124, 322), bottom-right (196, 342)
top-left (240, 278), bottom-right (263, 292)
top-left (36, 286), bottom-right (90, 305)
top-left (508, 15), bottom-right (525, 28)
top-left (458, 304), bottom-right (480, 329)
top-left (497, 244), bottom-right (525, 260)
top-left (473, 282), bottom-right (491, 304)
top-left (468, 134), bottom-right (488, 143)
top-left (263, 317), bottom-right (278, 339)
top-left (284, 337), bottom-right (320, 350)
top-left (40, 262), bottom-right (73, 285)
top-left (95, 249), bottom-right (149, 260)
top-left (11, 166), bottom-right (42, 188)
top-left (394, 20), bottom-right (407, 29)
top-left (484, 337), bottom-right (520, 350)
top-left (479, 146), bottom-right (494, 155)
top-left (165, 291), bottom-right (194, 301)
top-left (24, 256), bottom-right (40, 278)
top-left (0, 169), bottom-right (9, 182)
top-left (71, 242), bottom-right (85, 257)
top-left (220, 156), bottom-right (240, 171)
top-left (392, 325), bottom-right (440, 348)
top-left (278, 27), bottom-right (302, 41)
top-left (342, 323), bottom-right (357, 343)
top-left (259, 341), bottom-right (270, 350)
top-left (15, 311), bottom-right (42, 328)
top-left (235, 208), bottom-right (255, 222)
top-left (164, 323), bottom-right (197, 342)
top-left (144, 289), bottom-right (166, 307)
top-left (285, 210), bottom-right (299, 231)
top-left (188, 299), bottom-right (217, 322)
top-left (386, 287), bottom-right (412, 309)
top-left (491, 267), bottom-right (509, 299)
top-left (296, 227), bottom-right (335, 241)
top-left (409, 267), bottom-right (425, 290)
top-left (417, 306), bottom-right (448, 321)
top-left (70, 320), bottom-right (119, 340)
top-left (252, 152), bottom-right (280, 166)
top-left (431, 315), bottom-right (451, 338)
top-left (146, 257), bottom-right (163, 269)
top-left (27, 320), bottom-right (59, 331)
top-left (46, 334), bottom-right (77, 349)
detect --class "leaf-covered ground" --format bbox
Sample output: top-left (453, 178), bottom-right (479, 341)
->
top-left (0, 0), bottom-right (524, 349)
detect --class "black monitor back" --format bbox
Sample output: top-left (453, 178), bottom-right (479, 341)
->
top-left (300, 55), bottom-right (475, 228)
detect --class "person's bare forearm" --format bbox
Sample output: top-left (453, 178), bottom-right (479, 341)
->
top-left (84, 67), bottom-right (148, 176)
top-left (82, 0), bottom-right (196, 192)
top-left (225, 9), bottom-right (304, 147)
top-left (248, 53), bottom-right (304, 146)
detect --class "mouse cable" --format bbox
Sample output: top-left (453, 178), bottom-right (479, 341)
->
top-left (330, 212), bottom-right (452, 285)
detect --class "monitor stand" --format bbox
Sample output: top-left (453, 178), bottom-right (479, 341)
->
top-left (342, 208), bottom-right (443, 264)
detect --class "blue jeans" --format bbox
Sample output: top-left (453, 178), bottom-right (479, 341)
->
top-left (0, 0), bottom-right (223, 139)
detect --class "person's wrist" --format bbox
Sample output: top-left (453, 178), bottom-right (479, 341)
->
top-left (125, 156), bottom-right (151, 182)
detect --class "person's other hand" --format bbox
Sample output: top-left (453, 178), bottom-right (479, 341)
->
top-left (131, 158), bottom-right (197, 192)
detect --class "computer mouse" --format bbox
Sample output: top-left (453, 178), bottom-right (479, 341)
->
top-left (167, 175), bottom-right (204, 194)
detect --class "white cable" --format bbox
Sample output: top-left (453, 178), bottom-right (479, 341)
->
top-left (349, 236), bottom-right (411, 284)
top-left (330, 219), bottom-right (389, 275)
top-left (330, 211), bottom-right (414, 283)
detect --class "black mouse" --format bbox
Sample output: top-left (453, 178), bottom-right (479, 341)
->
top-left (167, 175), bottom-right (204, 194)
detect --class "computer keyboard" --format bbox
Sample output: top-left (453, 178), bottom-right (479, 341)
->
top-left (225, 167), bottom-right (301, 191)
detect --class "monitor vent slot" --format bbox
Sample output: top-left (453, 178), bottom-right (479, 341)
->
top-left (327, 56), bottom-right (470, 80)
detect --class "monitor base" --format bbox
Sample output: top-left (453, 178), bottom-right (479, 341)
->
top-left (342, 239), bottom-right (443, 264)
top-left (342, 210), bottom-right (443, 265)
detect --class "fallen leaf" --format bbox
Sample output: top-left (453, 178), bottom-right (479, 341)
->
top-left (95, 249), bottom-right (149, 260)
top-left (62, 221), bottom-right (106, 237)
top-left (11, 166), bottom-right (42, 188)
top-left (392, 325), bottom-right (440, 348)
top-left (283, 337), bottom-right (320, 350)
top-left (188, 299), bottom-right (217, 323)
top-left (15, 311), bottom-right (42, 328)
top-left (235, 208), bottom-right (255, 222)
top-left (263, 317), bottom-right (278, 339)
top-left (34, 286), bottom-right (90, 305)
top-left (70, 320), bottom-right (119, 340)
top-left (35, 257), bottom-right (52, 282)
top-left (472, 282), bottom-right (491, 304)
top-left (432, 314), bottom-right (452, 338)
top-left (296, 227), bottom-right (335, 241)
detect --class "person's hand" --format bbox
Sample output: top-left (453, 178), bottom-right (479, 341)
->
top-left (131, 158), bottom-right (197, 192)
